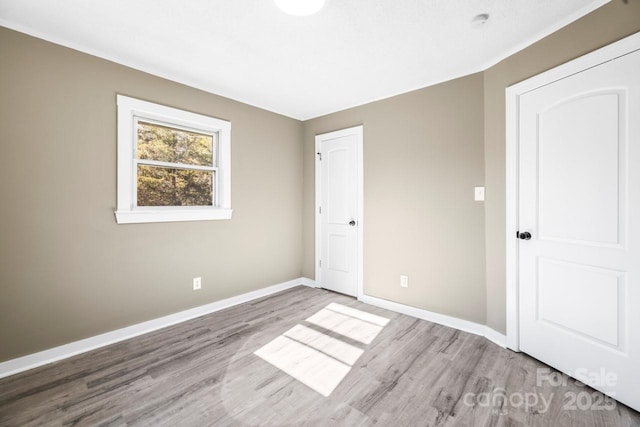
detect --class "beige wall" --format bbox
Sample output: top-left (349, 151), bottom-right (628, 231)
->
top-left (0, 27), bottom-right (303, 362)
top-left (302, 74), bottom-right (487, 324)
top-left (483, 0), bottom-right (640, 333)
top-left (2, 0), bottom-right (639, 363)
top-left (303, 0), bottom-right (640, 335)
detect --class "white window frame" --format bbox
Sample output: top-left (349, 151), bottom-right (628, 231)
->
top-left (115, 95), bottom-right (232, 224)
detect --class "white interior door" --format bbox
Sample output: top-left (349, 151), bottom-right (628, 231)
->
top-left (316, 126), bottom-right (362, 297)
top-left (518, 47), bottom-right (640, 411)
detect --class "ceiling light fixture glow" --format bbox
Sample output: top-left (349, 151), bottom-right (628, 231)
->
top-left (274, 0), bottom-right (326, 16)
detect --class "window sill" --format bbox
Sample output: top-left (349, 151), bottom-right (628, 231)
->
top-left (114, 208), bottom-right (233, 224)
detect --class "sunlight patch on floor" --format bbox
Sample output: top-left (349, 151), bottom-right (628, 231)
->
top-left (254, 335), bottom-right (351, 397)
top-left (284, 324), bottom-right (364, 365)
top-left (323, 302), bottom-right (390, 327)
top-left (305, 304), bottom-right (389, 345)
top-left (254, 303), bottom-right (389, 397)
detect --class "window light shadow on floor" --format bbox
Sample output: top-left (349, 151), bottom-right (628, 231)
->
top-left (254, 303), bottom-right (390, 397)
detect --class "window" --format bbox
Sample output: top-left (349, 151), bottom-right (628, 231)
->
top-left (115, 95), bottom-right (231, 224)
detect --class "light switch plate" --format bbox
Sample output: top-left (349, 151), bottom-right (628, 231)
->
top-left (400, 275), bottom-right (408, 288)
top-left (474, 187), bottom-right (485, 201)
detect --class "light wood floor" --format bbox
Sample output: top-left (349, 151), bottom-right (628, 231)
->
top-left (1, 286), bottom-right (638, 426)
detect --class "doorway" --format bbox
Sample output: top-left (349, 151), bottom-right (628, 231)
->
top-left (506, 33), bottom-right (640, 411)
top-left (315, 126), bottom-right (363, 297)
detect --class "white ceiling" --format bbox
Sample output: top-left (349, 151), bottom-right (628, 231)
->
top-left (0, 0), bottom-right (608, 120)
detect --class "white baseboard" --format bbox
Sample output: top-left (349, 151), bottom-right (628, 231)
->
top-left (0, 277), bottom-right (314, 379)
top-left (299, 277), bottom-right (320, 288)
top-left (0, 278), bottom-right (508, 379)
top-left (483, 325), bottom-right (508, 348)
top-left (358, 294), bottom-right (507, 348)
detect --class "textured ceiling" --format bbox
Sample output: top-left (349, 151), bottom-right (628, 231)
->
top-left (0, 0), bottom-right (609, 119)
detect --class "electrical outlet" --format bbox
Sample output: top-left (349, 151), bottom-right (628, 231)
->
top-left (193, 277), bottom-right (202, 290)
top-left (400, 275), bottom-right (409, 288)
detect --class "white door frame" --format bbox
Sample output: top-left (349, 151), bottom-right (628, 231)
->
top-left (505, 31), bottom-right (640, 351)
top-left (315, 125), bottom-right (364, 298)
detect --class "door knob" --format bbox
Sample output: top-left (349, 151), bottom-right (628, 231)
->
top-left (517, 231), bottom-right (532, 240)
top-left (349, 219), bottom-right (357, 226)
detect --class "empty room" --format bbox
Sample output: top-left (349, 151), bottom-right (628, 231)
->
top-left (1, 0), bottom-right (639, 425)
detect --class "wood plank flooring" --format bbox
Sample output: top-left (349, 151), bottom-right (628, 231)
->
top-left (0, 286), bottom-right (638, 426)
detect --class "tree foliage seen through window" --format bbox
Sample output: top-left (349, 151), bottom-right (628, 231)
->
top-left (136, 121), bottom-right (216, 207)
